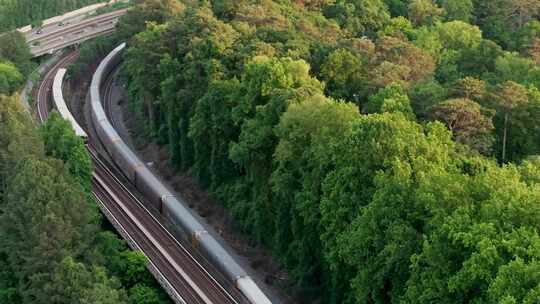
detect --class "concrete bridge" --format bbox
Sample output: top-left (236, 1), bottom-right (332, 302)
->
top-left (22, 5), bottom-right (126, 57)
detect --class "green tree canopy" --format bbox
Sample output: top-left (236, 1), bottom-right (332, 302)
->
top-left (430, 98), bottom-right (494, 154)
top-left (40, 112), bottom-right (92, 191)
top-left (0, 61), bottom-right (23, 95)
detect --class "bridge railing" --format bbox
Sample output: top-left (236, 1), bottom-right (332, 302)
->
top-left (17, 0), bottom-right (127, 33)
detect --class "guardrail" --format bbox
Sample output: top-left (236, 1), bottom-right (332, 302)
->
top-left (17, 0), bottom-right (128, 33)
top-left (31, 27), bottom-right (115, 57)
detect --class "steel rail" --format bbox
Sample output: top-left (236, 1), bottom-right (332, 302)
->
top-left (36, 52), bottom-right (193, 304)
top-left (36, 51), bottom-right (80, 123)
top-left (93, 60), bottom-right (245, 304)
top-left (99, 67), bottom-right (247, 303)
top-left (97, 57), bottom-right (252, 304)
top-left (92, 167), bottom-right (208, 304)
top-left (96, 48), bottom-right (267, 304)
top-left (89, 145), bottom-right (241, 304)
top-left (91, 188), bottom-right (187, 304)
top-left (36, 50), bottom-right (253, 304)
top-left (34, 52), bottom-right (195, 304)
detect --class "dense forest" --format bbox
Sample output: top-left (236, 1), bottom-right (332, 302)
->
top-left (0, 1), bottom-right (171, 302)
top-left (0, 95), bottom-right (171, 303)
top-left (0, 0), bottom-right (102, 31)
top-left (0, 31), bottom-right (33, 95)
top-left (117, 0), bottom-right (540, 303)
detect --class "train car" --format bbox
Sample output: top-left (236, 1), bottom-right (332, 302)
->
top-left (90, 43), bottom-right (272, 304)
top-left (52, 68), bottom-right (88, 140)
top-left (196, 232), bottom-right (247, 279)
top-left (135, 166), bottom-right (170, 210)
top-left (237, 277), bottom-right (273, 304)
top-left (161, 195), bottom-right (206, 238)
top-left (111, 139), bottom-right (143, 182)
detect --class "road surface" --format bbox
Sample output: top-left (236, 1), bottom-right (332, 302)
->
top-left (26, 9), bottom-right (126, 57)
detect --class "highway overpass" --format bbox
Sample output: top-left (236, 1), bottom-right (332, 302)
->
top-left (25, 9), bottom-right (126, 57)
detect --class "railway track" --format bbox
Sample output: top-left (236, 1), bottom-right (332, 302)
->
top-left (36, 50), bottom-right (80, 122)
top-left (102, 66), bottom-right (122, 129)
top-left (90, 147), bottom-right (240, 304)
top-left (96, 62), bottom-right (249, 304)
top-left (36, 52), bottom-right (251, 304)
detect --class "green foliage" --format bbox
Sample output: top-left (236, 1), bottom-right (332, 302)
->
top-left (320, 48), bottom-right (365, 101)
top-left (0, 61), bottom-right (24, 94)
top-left (128, 283), bottom-right (168, 304)
top-left (228, 56), bottom-right (324, 244)
top-left (70, 35), bottom-right (119, 77)
top-left (0, 31), bottom-right (33, 77)
top-left (40, 112), bottom-right (92, 191)
top-left (44, 257), bottom-right (126, 304)
top-left (272, 96), bottom-right (359, 297)
top-left (408, 0), bottom-right (444, 26)
top-left (379, 16), bottom-right (414, 37)
top-left (494, 52), bottom-right (540, 86)
top-left (119, 0), bottom-right (540, 301)
top-left (365, 82), bottom-right (415, 118)
top-left (1, 154), bottom-right (98, 303)
top-left (442, 0), bottom-right (473, 22)
top-left (321, 113), bottom-right (454, 303)
top-left (384, 0), bottom-right (410, 17)
top-left (403, 162), bottom-right (540, 303)
top-left (0, 91), bottom-right (170, 302)
top-left (323, 0), bottom-right (391, 36)
top-left (114, 251), bottom-right (153, 288)
top-left (409, 79), bottom-right (448, 117)
top-left (489, 81), bottom-right (539, 163)
top-left (115, 0), bottom-right (184, 42)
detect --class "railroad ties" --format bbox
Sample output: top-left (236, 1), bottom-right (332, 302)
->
top-left (36, 45), bottom-right (271, 303)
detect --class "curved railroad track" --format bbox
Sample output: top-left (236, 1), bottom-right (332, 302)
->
top-left (36, 50), bottom-right (80, 123)
top-left (94, 56), bottom-right (247, 304)
top-left (36, 51), bottom-right (250, 304)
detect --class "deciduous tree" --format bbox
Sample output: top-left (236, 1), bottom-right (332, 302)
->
top-left (492, 81), bottom-right (529, 162)
top-left (408, 0), bottom-right (444, 26)
top-left (430, 98), bottom-right (494, 153)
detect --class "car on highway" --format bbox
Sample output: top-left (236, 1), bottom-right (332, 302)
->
top-left (36, 29), bottom-right (43, 34)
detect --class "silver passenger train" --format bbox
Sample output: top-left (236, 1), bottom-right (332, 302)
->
top-left (52, 68), bottom-right (88, 140)
top-left (88, 43), bottom-right (272, 304)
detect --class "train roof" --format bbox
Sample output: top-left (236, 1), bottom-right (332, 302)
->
top-left (53, 68), bottom-right (88, 138)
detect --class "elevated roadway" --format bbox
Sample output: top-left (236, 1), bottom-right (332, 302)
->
top-left (17, 0), bottom-right (127, 33)
top-left (25, 9), bottom-right (126, 57)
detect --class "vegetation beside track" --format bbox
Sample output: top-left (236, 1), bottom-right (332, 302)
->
top-left (118, 1), bottom-right (540, 303)
top-left (0, 96), bottom-right (172, 303)
top-left (0, 1), bottom-right (172, 303)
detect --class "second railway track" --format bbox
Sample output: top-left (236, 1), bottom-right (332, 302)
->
top-left (36, 51), bottom-right (251, 304)
top-left (92, 56), bottom-right (246, 304)
top-left (36, 50), bottom-right (79, 122)
top-left (90, 147), bottom-right (240, 304)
